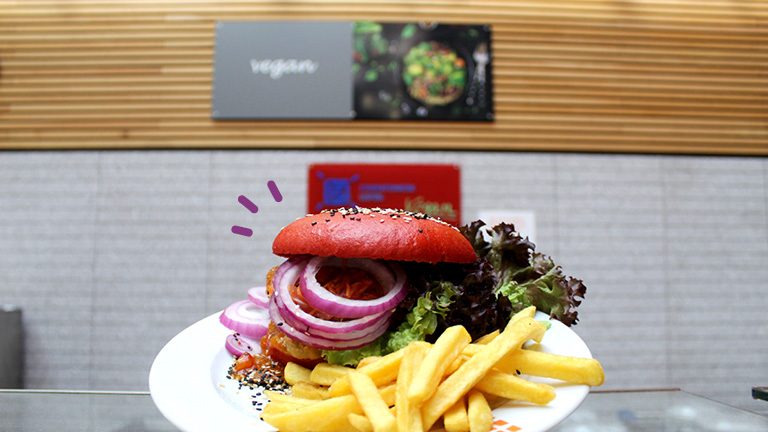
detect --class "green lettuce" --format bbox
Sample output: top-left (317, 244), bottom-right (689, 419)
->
top-left (385, 281), bottom-right (458, 352)
top-left (321, 337), bottom-right (386, 366)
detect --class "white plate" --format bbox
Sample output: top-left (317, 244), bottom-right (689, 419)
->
top-left (149, 311), bottom-right (593, 432)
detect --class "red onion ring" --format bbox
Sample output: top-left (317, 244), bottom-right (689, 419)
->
top-left (273, 289), bottom-right (391, 341)
top-left (273, 256), bottom-right (392, 341)
top-left (273, 255), bottom-right (311, 287)
top-left (219, 299), bottom-right (270, 339)
top-left (224, 333), bottom-right (259, 357)
top-left (247, 286), bottom-right (269, 308)
top-left (300, 257), bottom-right (407, 319)
top-left (268, 295), bottom-right (389, 350)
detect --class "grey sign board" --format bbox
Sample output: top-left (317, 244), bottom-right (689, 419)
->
top-left (212, 21), bottom-right (354, 120)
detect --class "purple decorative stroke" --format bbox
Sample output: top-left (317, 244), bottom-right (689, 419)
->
top-left (267, 180), bottom-right (283, 202)
top-left (238, 195), bottom-right (259, 213)
top-left (231, 226), bottom-right (253, 237)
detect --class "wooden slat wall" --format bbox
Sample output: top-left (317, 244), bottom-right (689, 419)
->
top-left (1, 1), bottom-right (767, 154)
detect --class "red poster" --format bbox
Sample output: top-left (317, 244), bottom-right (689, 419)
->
top-left (308, 164), bottom-right (461, 225)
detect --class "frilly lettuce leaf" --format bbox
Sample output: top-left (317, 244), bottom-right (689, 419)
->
top-left (386, 281), bottom-right (458, 352)
top-left (460, 220), bottom-right (586, 326)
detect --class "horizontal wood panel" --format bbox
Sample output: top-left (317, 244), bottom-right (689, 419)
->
top-left (1, 0), bottom-right (766, 154)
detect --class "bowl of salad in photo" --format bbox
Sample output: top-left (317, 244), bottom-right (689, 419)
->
top-left (401, 40), bottom-right (469, 106)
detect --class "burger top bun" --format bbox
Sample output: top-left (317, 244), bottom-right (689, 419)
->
top-left (273, 207), bottom-right (477, 264)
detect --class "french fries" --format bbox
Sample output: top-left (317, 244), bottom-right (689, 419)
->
top-left (473, 369), bottom-right (555, 405)
top-left (259, 307), bottom-right (604, 432)
top-left (291, 380), bottom-right (331, 400)
top-left (443, 396), bottom-right (469, 432)
top-left (408, 326), bottom-right (471, 404)
top-left (466, 390), bottom-right (493, 432)
top-left (261, 384), bottom-right (396, 432)
top-left (310, 363), bottom-right (354, 386)
top-left (396, 341), bottom-right (429, 432)
top-left (421, 316), bottom-right (546, 430)
top-left (349, 413), bottom-right (374, 432)
top-left (509, 305), bottom-right (537, 325)
top-left (357, 356), bottom-right (382, 369)
top-left (461, 344), bottom-right (605, 387)
top-left (329, 349), bottom-right (404, 397)
top-left (471, 331), bottom-right (498, 346)
top-left (260, 394), bottom-right (363, 432)
top-left (263, 390), bottom-right (317, 408)
top-left (497, 347), bottom-right (605, 387)
top-left (349, 371), bottom-right (397, 432)
top-left (284, 362), bottom-right (312, 386)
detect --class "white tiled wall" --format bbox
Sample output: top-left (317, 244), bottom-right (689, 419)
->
top-left (1, 150), bottom-right (766, 414)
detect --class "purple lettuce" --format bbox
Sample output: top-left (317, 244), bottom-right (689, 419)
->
top-left (459, 220), bottom-right (586, 326)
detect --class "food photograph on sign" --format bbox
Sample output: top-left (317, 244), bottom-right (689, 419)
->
top-left (352, 22), bottom-right (493, 121)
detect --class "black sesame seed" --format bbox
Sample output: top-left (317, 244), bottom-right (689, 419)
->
top-left (311, 221), bottom-right (317, 226)
top-left (418, 228), bottom-right (423, 233)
